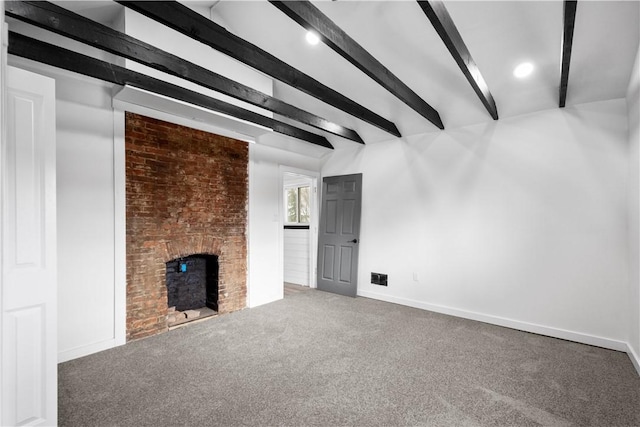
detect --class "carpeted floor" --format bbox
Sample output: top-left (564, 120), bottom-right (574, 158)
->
top-left (59, 288), bottom-right (640, 426)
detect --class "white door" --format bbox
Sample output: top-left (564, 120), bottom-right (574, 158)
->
top-left (2, 66), bottom-right (57, 426)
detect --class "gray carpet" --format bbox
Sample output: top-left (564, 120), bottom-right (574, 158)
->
top-left (59, 288), bottom-right (640, 426)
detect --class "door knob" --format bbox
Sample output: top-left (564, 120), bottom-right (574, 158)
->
top-left (349, 239), bottom-right (358, 244)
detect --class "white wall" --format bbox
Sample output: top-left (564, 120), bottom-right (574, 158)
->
top-left (0, 12), bottom-right (4, 422)
top-left (627, 44), bottom-right (640, 373)
top-left (8, 55), bottom-right (123, 362)
top-left (248, 143), bottom-right (322, 308)
top-left (56, 76), bottom-right (122, 362)
top-left (322, 99), bottom-right (630, 350)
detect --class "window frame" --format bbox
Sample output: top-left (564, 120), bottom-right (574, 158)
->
top-left (284, 184), bottom-right (311, 226)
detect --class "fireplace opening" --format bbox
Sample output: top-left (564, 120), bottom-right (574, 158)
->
top-left (165, 254), bottom-right (218, 327)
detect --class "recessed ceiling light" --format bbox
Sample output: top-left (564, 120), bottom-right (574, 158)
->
top-left (513, 62), bottom-right (534, 78)
top-left (305, 31), bottom-right (320, 46)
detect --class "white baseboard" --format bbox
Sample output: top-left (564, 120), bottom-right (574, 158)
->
top-left (627, 343), bottom-right (640, 376)
top-left (357, 290), bottom-right (629, 352)
top-left (58, 338), bottom-right (125, 364)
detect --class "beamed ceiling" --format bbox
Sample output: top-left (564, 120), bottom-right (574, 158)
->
top-left (5, 0), bottom-right (640, 151)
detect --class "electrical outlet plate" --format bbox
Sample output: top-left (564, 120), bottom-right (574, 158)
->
top-left (379, 273), bottom-right (388, 286)
top-left (371, 272), bottom-right (388, 286)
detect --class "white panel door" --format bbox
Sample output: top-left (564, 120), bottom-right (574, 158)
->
top-left (2, 66), bottom-right (57, 426)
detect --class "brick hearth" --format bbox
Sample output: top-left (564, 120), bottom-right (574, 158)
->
top-left (125, 112), bottom-right (248, 341)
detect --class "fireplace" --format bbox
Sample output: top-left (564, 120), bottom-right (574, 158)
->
top-left (125, 112), bottom-right (248, 341)
top-left (165, 254), bottom-right (219, 326)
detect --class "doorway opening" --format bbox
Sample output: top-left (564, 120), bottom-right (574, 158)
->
top-left (281, 168), bottom-right (319, 297)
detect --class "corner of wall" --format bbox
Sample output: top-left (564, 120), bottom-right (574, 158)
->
top-left (626, 41), bottom-right (640, 371)
top-left (627, 342), bottom-right (640, 376)
top-left (112, 108), bottom-right (127, 348)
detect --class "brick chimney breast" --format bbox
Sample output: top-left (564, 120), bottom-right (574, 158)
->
top-left (125, 112), bottom-right (248, 341)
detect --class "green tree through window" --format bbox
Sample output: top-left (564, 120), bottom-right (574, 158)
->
top-left (286, 187), bottom-right (298, 223)
top-left (285, 185), bottom-right (310, 224)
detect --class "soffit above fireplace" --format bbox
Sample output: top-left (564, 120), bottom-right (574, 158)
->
top-left (113, 85), bottom-right (271, 144)
top-left (113, 85), bottom-right (332, 159)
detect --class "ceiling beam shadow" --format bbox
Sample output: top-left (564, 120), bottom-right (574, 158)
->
top-left (270, 0), bottom-right (444, 130)
top-left (5, 1), bottom-right (364, 144)
top-left (559, 0), bottom-right (578, 108)
top-left (7, 32), bottom-right (333, 149)
top-left (417, 1), bottom-right (498, 120)
top-left (116, 0), bottom-right (401, 138)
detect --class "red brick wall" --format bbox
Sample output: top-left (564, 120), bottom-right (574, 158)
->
top-left (125, 112), bottom-right (248, 341)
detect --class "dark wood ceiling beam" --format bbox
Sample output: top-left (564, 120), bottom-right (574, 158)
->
top-left (116, 0), bottom-right (401, 138)
top-left (5, 1), bottom-right (363, 144)
top-left (417, 1), bottom-right (498, 120)
top-left (7, 31), bottom-right (333, 149)
top-left (559, 0), bottom-right (578, 108)
top-left (270, 0), bottom-right (444, 130)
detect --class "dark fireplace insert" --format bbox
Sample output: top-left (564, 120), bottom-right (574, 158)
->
top-left (166, 254), bottom-right (219, 314)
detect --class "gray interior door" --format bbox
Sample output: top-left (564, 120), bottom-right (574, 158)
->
top-left (317, 174), bottom-right (362, 297)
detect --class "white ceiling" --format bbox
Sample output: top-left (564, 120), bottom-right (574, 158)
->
top-left (52, 1), bottom-right (640, 147)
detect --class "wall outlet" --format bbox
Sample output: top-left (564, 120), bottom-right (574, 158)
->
top-left (371, 272), bottom-right (388, 286)
top-left (413, 272), bottom-right (418, 282)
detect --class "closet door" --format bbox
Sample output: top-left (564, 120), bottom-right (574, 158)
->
top-left (2, 66), bottom-right (57, 426)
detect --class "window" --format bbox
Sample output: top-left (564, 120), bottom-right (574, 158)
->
top-left (285, 185), bottom-right (310, 224)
